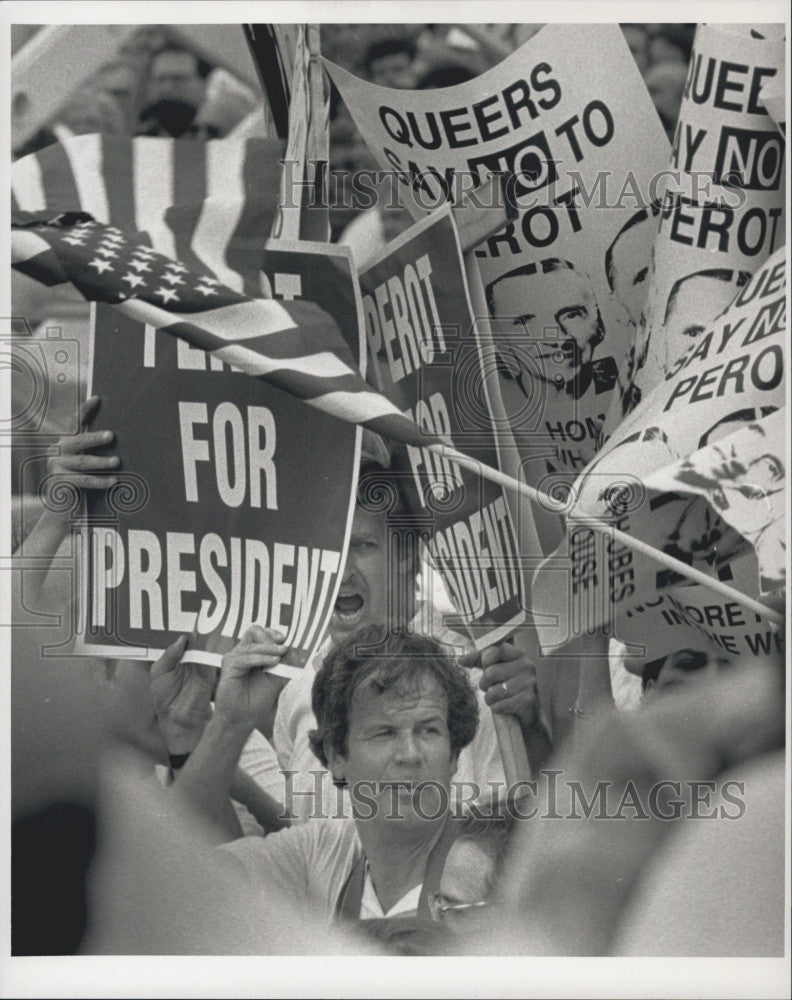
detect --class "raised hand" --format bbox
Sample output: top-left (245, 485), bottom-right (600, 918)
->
top-left (214, 625), bottom-right (289, 730)
top-left (45, 395), bottom-right (120, 499)
top-left (150, 635), bottom-right (216, 754)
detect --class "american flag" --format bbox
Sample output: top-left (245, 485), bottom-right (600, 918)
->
top-left (11, 210), bottom-right (442, 447)
top-left (11, 133), bottom-right (285, 295)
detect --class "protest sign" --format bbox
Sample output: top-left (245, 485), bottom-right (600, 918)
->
top-left (607, 24), bottom-right (786, 430)
top-left (328, 24), bottom-right (669, 484)
top-left (531, 247), bottom-right (785, 650)
top-left (74, 242), bottom-right (363, 675)
top-left (616, 552), bottom-right (784, 676)
top-left (643, 407), bottom-right (785, 596)
top-left (360, 207), bottom-right (526, 645)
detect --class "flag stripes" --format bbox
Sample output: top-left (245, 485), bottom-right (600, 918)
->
top-left (11, 133), bottom-right (285, 293)
top-left (11, 211), bottom-right (444, 450)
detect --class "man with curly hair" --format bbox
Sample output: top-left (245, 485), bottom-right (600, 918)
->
top-left (176, 627), bottom-right (507, 925)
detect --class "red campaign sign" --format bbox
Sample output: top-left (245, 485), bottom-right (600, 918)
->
top-left (360, 207), bottom-right (526, 646)
top-left (76, 243), bottom-right (362, 675)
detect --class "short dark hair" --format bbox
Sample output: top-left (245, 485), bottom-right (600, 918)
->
top-left (604, 202), bottom-right (661, 291)
top-left (364, 37), bottom-right (417, 77)
top-left (308, 627), bottom-right (479, 782)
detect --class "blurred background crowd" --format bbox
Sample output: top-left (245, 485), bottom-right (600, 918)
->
top-left (12, 22), bottom-right (695, 243)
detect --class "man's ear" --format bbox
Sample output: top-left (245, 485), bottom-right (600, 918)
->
top-left (324, 742), bottom-right (347, 785)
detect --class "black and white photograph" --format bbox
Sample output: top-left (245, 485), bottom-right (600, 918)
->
top-left (1, 3), bottom-right (789, 998)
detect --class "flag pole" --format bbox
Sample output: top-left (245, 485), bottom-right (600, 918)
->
top-left (432, 441), bottom-right (784, 627)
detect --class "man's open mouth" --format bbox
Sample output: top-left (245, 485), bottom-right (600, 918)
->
top-left (333, 593), bottom-right (365, 623)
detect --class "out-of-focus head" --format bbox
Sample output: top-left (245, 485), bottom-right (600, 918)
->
top-left (364, 37), bottom-right (418, 89)
top-left (488, 259), bottom-right (605, 386)
top-left (431, 815), bottom-right (512, 935)
top-left (148, 43), bottom-right (209, 107)
top-left (621, 24), bottom-right (650, 75)
top-left (641, 647), bottom-right (733, 697)
top-left (645, 62), bottom-right (689, 137)
top-left (139, 42), bottom-right (210, 137)
top-left (96, 657), bottom-right (169, 764)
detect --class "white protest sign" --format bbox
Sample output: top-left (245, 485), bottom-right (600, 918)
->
top-left (607, 24), bottom-right (786, 430)
top-left (644, 407), bottom-right (786, 596)
top-left (327, 24), bottom-right (669, 485)
top-left (617, 552), bottom-right (784, 675)
top-left (531, 246), bottom-right (785, 650)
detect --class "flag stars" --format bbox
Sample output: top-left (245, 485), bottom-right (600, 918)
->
top-left (128, 259), bottom-right (152, 274)
top-left (162, 271), bottom-right (185, 287)
top-left (88, 257), bottom-right (114, 275)
top-left (94, 247), bottom-right (119, 259)
top-left (122, 272), bottom-right (146, 289)
top-left (155, 286), bottom-right (180, 305)
top-left (195, 282), bottom-right (219, 297)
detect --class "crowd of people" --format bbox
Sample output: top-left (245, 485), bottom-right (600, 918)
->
top-left (9, 20), bottom-right (786, 975)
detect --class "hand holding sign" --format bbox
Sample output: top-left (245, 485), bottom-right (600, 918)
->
top-left (467, 642), bottom-right (540, 730)
top-left (46, 396), bottom-right (120, 496)
top-left (150, 635), bottom-right (215, 755)
top-left (214, 625), bottom-right (289, 732)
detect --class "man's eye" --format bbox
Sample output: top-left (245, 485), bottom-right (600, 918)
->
top-left (633, 267), bottom-right (648, 287)
top-left (419, 725), bottom-right (441, 735)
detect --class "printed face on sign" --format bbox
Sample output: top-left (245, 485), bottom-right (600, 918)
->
top-left (488, 260), bottom-right (616, 408)
top-left (674, 422), bottom-right (786, 590)
top-left (661, 267), bottom-right (750, 370)
top-left (605, 206), bottom-right (659, 327)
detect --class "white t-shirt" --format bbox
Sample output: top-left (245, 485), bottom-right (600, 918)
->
top-left (223, 819), bottom-right (431, 922)
top-left (272, 629), bottom-right (506, 825)
top-left (221, 817), bottom-right (361, 923)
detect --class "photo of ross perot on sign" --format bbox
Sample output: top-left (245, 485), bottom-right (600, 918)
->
top-left (4, 7), bottom-right (788, 1000)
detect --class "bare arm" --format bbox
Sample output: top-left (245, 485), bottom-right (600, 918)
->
top-left (14, 396), bottom-right (119, 603)
top-left (229, 768), bottom-right (290, 834)
top-left (153, 628), bottom-right (288, 842)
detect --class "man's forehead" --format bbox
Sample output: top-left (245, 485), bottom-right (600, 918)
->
top-left (350, 670), bottom-right (447, 718)
top-left (351, 502), bottom-right (388, 537)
